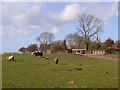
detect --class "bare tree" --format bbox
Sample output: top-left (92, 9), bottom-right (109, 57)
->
top-left (65, 33), bottom-right (84, 49)
top-left (50, 40), bottom-right (67, 52)
top-left (76, 14), bottom-right (103, 50)
top-left (36, 32), bottom-right (55, 51)
top-left (103, 38), bottom-right (114, 49)
top-left (115, 40), bottom-right (120, 48)
top-left (26, 44), bottom-right (38, 53)
top-left (36, 32), bottom-right (55, 44)
top-left (18, 47), bottom-right (26, 53)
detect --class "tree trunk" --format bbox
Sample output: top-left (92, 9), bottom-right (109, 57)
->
top-left (85, 43), bottom-right (89, 51)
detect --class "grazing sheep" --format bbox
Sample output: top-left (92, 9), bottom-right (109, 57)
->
top-left (7, 56), bottom-right (15, 62)
top-left (54, 57), bottom-right (59, 64)
top-left (69, 80), bottom-right (75, 85)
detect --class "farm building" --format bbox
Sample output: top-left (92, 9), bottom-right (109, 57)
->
top-left (72, 49), bottom-right (86, 55)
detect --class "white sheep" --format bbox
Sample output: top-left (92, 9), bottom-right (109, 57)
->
top-left (54, 57), bottom-right (59, 64)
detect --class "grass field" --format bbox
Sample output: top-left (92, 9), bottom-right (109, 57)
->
top-left (2, 53), bottom-right (118, 88)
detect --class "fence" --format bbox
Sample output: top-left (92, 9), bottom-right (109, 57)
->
top-left (92, 50), bottom-right (105, 55)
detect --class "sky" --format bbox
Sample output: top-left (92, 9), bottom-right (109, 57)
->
top-left (0, 0), bottom-right (119, 53)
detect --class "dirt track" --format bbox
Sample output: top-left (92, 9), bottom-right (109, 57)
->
top-left (84, 54), bottom-right (118, 61)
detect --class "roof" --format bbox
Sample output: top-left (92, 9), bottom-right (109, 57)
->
top-left (72, 49), bottom-right (86, 51)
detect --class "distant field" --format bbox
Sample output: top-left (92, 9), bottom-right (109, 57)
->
top-left (2, 53), bottom-right (118, 88)
top-left (104, 54), bottom-right (118, 59)
top-left (85, 54), bottom-right (118, 61)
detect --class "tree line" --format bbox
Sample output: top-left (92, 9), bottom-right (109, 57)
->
top-left (18, 14), bottom-right (120, 53)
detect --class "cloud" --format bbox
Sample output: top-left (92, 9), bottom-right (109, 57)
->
top-left (60, 3), bottom-right (80, 22)
top-left (54, 2), bottom-right (118, 26)
top-left (3, 26), bottom-right (31, 37)
top-left (1, 2), bottom-right (118, 53)
top-left (89, 2), bottom-right (117, 21)
top-left (10, 13), bottom-right (29, 26)
top-left (0, 27), bottom-right (1, 38)
top-left (2, 2), bottom-right (45, 37)
top-left (51, 26), bottom-right (59, 34)
top-left (4, 2), bottom-right (43, 27)
top-left (1, 0), bottom-right (119, 2)
top-left (2, 2), bottom-right (118, 37)
top-left (101, 3), bottom-right (118, 25)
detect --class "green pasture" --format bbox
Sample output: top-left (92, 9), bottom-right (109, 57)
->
top-left (2, 53), bottom-right (118, 88)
